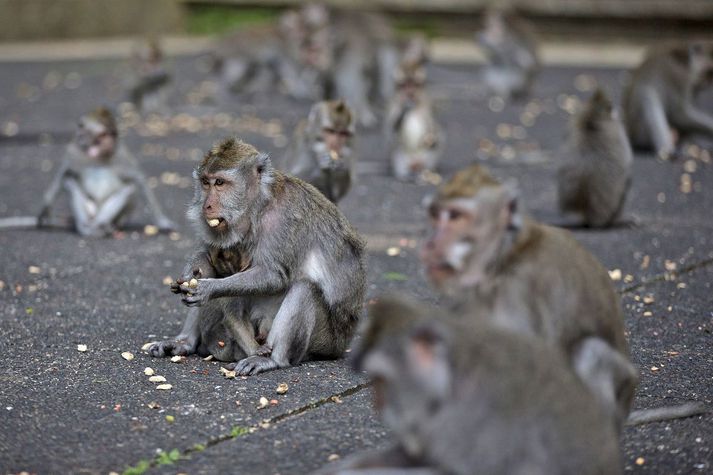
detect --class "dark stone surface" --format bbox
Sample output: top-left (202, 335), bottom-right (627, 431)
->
top-left (0, 54), bottom-right (711, 474)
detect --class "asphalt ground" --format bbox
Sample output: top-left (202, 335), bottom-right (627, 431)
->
top-left (0, 51), bottom-right (712, 475)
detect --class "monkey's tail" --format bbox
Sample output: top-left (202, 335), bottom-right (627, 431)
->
top-left (626, 402), bottom-right (707, 426)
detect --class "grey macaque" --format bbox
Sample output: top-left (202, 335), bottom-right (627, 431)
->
top-left (476, 8), bottom-right (539, 99)
top-left (37, 107), bottom-right (176, 237)
top-left (557, 88), bottom-right (633, 227)
top-left (623, 41), bottom-right (713, 160)
top-left (129, 38), bottom-right (171, 112)
top-left (320, 297), bottom-right (622, 475)
top-left (214, 5), bottom-right (330, 100)
top-left (386, 51), bottom-right (443, 181)
top-left (420, 165), bottom-right (637, 430)
top-left (149, 138), bottom-right (366, 375)
top-left (286, 100), bottom-right (356, 203)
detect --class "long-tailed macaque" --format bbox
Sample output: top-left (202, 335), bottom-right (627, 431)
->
top-left (421, 165), bottom-right (637, 429)
top-left (623, 41), bottom-right (713, 160)
top-left (476, 8), bottom-right (539, 99)
top-left (386, 46), bottom-right (443, 181)
top-left (37, 107), bottom-right (176, 237)
top-left (557, 88), bottom-right (633, 227)
top-left (319, 297), bottom-right (622, 475)
top-left (149, 138), bottom-right (366, 375)
top-left (129, 38), bottom-right (171, 112)
top-left (286, 100), bottom-right (356, 203)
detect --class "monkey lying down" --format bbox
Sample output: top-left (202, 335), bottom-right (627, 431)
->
top-left (148, 138), bottom-right (367, 375)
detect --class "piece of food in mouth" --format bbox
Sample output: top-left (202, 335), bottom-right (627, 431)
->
top-left (207, 218), bottom-right (221, 227)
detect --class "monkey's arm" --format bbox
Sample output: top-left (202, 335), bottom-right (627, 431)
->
top-left (117, 148), bottom-right (176, 231)
top-left (38, 155), bottom-right (72, 224)
top-left (182, 264), bottom-right (286, 307)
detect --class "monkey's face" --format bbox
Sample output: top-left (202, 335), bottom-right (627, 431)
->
top-left (315, 127), bottom-right (353, 170)
top-left (421, 189), bottom-right (512, 293)
top-left (356, 324), bottom-right (451, 457)
top-left (76, 118), bottom-right (116, 161)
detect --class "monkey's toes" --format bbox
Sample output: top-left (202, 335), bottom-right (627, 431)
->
top-left (233, 356), bottom-right (277, 376)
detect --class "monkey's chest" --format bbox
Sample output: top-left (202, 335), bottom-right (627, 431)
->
top-left (208, 247), bottom-right (250, 278)
top-left (81, 167), bottom-right (124, 203)
top-left (400, 110), bottom-right (436, 151)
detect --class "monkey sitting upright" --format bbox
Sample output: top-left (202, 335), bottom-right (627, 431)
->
top-left (286, 100), bottom-right (356, 204)
top-left (420, 164), bottom-right (637, 430)
top-left (37, 107), bottom-right (176, 237)
top-left (476, 8), bottom-right (539, 100)
top-left (385, 50), bottom-right (444, 181)
top-left (557, 88), bottom-right (633, 227)
top-left (320, 297), bottom-right (622, 475)
top-left (149, 138), bottom-right (366, 375)
top-left (623, 41), bottom-right (713, 160)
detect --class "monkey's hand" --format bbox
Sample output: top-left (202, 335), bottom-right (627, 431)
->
top-left (147, 338), bottom-right (196, 358)
top-left (181, 278), bottom-right (217, 307)
top-left (171, 269), bottom-right (203, 294)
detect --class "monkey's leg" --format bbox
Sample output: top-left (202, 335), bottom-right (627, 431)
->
top-left (641, 88), bottom-right (675, 159)
top-left (148, 307), bottom-right (202, 357)
top-left (316, 445), bottom-right (434, 475)
top-left (93, 184), bottom-right (136, 232)
top-left (229, 281), bottom-right (321, 375)
top-left (64, 178), bottom-right (103, 237)
top-left (572, 337), bottom-right (638, 431)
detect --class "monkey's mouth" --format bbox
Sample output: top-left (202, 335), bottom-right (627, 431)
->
top-left (206, 217), bottom-right (226, 229)
top-left (425, 262), bottom-right (456, 280)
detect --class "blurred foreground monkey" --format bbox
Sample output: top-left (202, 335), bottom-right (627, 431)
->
top-left (149, 138), bottom-right (366, 375)
top-left (319, 297), bottom-right (622, 475)
top-left (476, 8), bottom-right (539, 99)
top-left (129, 38), bottom-right (171, 112)
top-left (421, 165), bottom-right (706, 429)
top-left (37, 108), bottom-right (176, 237)
top-left (624, 42), bottom-right (713, 160)
top-left (286, 100), bottom-right (356, 203)
top-left (386, 43), bottom-right (444, 181)
top-left (557, 88), bottom-right (633, 227)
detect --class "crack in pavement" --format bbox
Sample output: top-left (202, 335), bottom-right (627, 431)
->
top-left (118, 381), bottom-right (371, 473)
top-left (619, 255), bottom-right (713, 295)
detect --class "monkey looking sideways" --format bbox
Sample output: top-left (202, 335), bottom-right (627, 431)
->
top-left (421, 164), bottom-right (706, 429)
top-left (557, 88), bottom-right (633, 227)
top-left (36, 107), bottom-right (176, 237)
top-left (319, 297), bottom-right (622, 475)
top-left (149, 138), bottom-right (366, 375)
top-left (623, 41), bottom-right (713, 160)
top-left (286, 100), bottom-right (356, 204)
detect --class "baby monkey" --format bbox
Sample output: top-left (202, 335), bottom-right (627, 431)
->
top-left (386, 41), bottom-right (444, 181)
top-left (320, 297), bottom-right (622, 475)
top-left (624, 41), bottom-right (713, 159)
top-left (557, 88), bottom-right (633, 227)
top-left (286, 100), bottom-right (356, 203)
top-left (37, 107), bottom-right (175, 237)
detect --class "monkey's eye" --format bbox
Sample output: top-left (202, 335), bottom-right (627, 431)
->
top-left (214, 178), bottom-right (225, 187)
top-left (446, 209), bottom-right (464, 221)
top-left (201, 178), bottom-right (210, 187)
top-left (323, 127), bottom-right (336, 135)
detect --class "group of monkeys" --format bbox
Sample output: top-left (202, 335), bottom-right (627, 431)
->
top-left (26, 4), bottom-right (713, 475)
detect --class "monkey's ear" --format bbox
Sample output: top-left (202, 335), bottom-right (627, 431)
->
top-left (407, 322), bottom-right (452, 399)
top-left (502, 180), bottom-right (523, 230)
top-left (255, 153), bottom-right (272, 175)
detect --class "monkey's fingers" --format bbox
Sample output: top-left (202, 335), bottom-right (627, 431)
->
top-left (232, 355), bottom-right (278, 375)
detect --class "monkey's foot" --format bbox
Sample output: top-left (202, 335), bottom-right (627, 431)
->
top-left (255, 344), bottom-right (272, 357)
top-left (228, 356), bottom-right (279, 376)
top-left (147, 339), bottom-right (195, 358)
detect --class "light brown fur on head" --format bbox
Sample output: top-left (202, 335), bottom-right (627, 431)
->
top-left (89, 107), bottom-right (118, 137)
top-left (437, 164), bottom-right (501, 201)
top-left (325, 100), bottom-right (353, 131)
top-left (199, 138), bottom-right (260, 174)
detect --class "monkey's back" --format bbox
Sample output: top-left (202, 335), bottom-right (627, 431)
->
top-left (430, 322), bottom-right (622, 475)
top-left (496, 222), bottom-right (629, 356)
